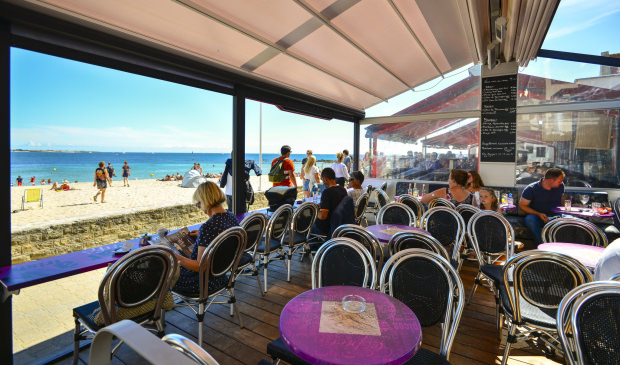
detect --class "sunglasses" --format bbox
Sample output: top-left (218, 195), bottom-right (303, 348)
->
top-left (195, 202), bottom-right (201, 209)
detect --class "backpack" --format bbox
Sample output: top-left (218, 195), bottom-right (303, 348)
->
top-left (245, 180), bottom-right (255, 205)
top-left (268, 158), bottom-right (286, 183)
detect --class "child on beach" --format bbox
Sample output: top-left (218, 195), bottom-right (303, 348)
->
top-left (93, 161), bottom-right (111, 203)
top-left (122, 161), bottom-right (130, 187)
top-left (479, 187), bottom-right (501, 213)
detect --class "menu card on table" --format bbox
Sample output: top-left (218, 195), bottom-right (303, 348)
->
top-left (318, 301), bottom-right (381, 336)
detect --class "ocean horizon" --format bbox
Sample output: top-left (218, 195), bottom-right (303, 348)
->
top-left (10, 151), bottom-right (340, 185)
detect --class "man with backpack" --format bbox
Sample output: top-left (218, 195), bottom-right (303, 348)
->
top-left (269, 145), bottom-right (297, 188)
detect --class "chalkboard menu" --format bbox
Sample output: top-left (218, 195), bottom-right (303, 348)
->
top-left (480, 74), bottom-right (517, 162)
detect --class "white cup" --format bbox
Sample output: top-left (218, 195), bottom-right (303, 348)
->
top-left (157, 228), bottom-right (169, 239)
top-left (341, 295), bottom-right (366, 313)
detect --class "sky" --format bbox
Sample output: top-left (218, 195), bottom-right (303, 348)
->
top-left (9, 0), bottom-right (620, 154)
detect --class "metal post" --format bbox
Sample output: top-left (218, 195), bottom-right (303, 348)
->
top-left (0, 19), bottom-right (13, 365)
top-left (232, 86), bottom-right (246, 214)
top-left (259, 103), bottom-right (262, 192)
top-left (353, 119), bottom-right (360, 171)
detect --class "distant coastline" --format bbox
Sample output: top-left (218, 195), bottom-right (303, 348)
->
top-left (11, 149), bottom-right (98, 153)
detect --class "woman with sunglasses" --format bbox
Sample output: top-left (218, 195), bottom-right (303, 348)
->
top-left (173, 181), bottom-right (239, 294)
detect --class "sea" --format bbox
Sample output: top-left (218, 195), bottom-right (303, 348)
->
top-left (10, 151), bottom-right (338, 185)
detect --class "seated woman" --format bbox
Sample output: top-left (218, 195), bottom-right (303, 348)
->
top-left (466, 170), bottom-right (484, 206)
top-left (420, 169), bottom-right (473, 207)
top-left (50, 180), bottom-right (71, 191)
top-left (173, 181), bottom-right (239, 294)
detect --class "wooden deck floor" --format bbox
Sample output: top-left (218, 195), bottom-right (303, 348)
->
top-left (59, 257), bottom-right (564, 365)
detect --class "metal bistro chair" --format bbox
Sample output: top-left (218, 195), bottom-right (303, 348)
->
top-left (376, 202), bottom-right (416, 226)
top-left (456, 204), bottom-right (481, 261)
top-left (397, 195), bottom-right (426, 227)
top-left (73, 245), bottom-right (179, 365)
top-left (499, 250), bottom-right (592, 364)
top-left (89, 320), bottom-right (219, 365)
top-left (466, 210), bottom-right (515, 338)
top-left (367, 187), bottom-right (390, 223)
top-left (236, 212), bottom-right (268, 295)
top-left (256, 204), bottom-right (293, 293)
top-left (428, 197), bottom-right (457, 210)
top-left (287, 201), bottom-right (318, 266)
top-left (380, 249), bottom-right (465, 364)
top-left (172, 227), bottom-right (247, 346)
top-left (557, 281), bottom-right (620, 365)
top-left (354, 192), bottom-right (370, 226)
top-left (542, 217), bottom-right (608, 247)
top-left (267, 238), bottom-right (376, 365)
top-left (332, 224), bottom-right (383, 284)
top-left (420, 206), bottom-right (466, 271)
top-left (387, 230), bottom-right (449, 260)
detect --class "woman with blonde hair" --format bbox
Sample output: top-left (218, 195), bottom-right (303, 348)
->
top-left (331, 152), bottom-right (349, 187)
top-left (173, 181), bottom-right (239, 294)
top-left (302, 155), bottom-right (321, 198)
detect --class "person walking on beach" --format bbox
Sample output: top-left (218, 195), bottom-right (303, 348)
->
top-left (122, 161), bottom-right (130, 187)
top-left (270, 145), bottom-right (297, 188)
top-left (16, 176), bottom-right (23, 187)
top-left (107, 162), bottom-right (116, 185)
top-left (93, 161), bottom-right (111, 203)
top-left (30, 176), bottom-right (35, 186)
top-left (342, 149), bottom-right (352, 172)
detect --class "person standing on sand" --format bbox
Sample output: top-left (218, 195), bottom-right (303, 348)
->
top-left (30, 176), bottom-right (35, 186)
top-left (122, 161), bottom-right (130, 187)
top-left (107, 162), bottom-right (116, 185)
top-left (16, 176), bottom-right (23, 186)
top-left (93, 161), bottom-right (110, 203)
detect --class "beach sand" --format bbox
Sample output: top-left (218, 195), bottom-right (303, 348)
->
top-left (11, 175), bottom-right (274, 231)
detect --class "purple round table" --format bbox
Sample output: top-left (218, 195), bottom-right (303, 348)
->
top-left (538, 242), bottom-right (605, 269)
top-left (279, 286), bottom-right (422, 365)
top-left (551, 206), bottom-right (614, 218)
top-left (500, 203), bottom-right (516, 211)
top-left (366, 224), bottom-right (430, 243)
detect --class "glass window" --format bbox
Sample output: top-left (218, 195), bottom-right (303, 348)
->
top-left (516, 109), bottom-right (620, 188)
top-left (361, 118), bottom-right (479, 181)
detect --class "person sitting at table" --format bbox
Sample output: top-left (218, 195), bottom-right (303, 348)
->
top-left (347, 171), bottom-right (365, 202)
top-left (420, 169), bottom-right (473, 207)
top-left (479, 187), bottom-right (501, 213)
top-left (173, 181), bottom-right (239, 294)
top-left (519, 167), bottom-right (565, 246)
top-left (313, 167), bottom-right (348, 236)
top-left (466, 170), bottom-right (484, 206)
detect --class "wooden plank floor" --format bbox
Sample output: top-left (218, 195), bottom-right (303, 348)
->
top-left (64, 257), bottom-right (565, 365)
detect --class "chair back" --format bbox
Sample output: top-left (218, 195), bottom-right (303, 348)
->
top-left (468, 210), bottom-right (515, 265)
top-left (332, 224), bottom-right (383, 272)
top-left (25, 188), bottom-right (41, 202)
top-left (557, 281), bottom-right (620, 365)
top-left (456, 204), bottom-right (480, 228)
top-left (612, 197), bottom-right (620, 228)
top-left (428, 198), bottom-right (456, 210)
top-left (240, 212), bottom-right (268, 254)
top-left (98, 245), bottom-right (178, 325)
top-left (388, 230), bottom-right (449, 260)
top-left (354, 193), bottom-right (369, 225)
top-left (376, 202), bottom-right (416, 226)
top-left (290, 202), bottom-right (318, 246)
top-left (542, 217), bottom-right (608, 247)
top-left (311, 238), bottom-right (377, 289)
top-left (380, 249), bottom-right (464, 359)
top-left (420, 207), bottom-right (465, 267)
top-left (374, 188), bottom-right (390, 209)
top-left (198, 227), bottom-right (246, 297)
top-left (503, 250), bottom-right (592, 328)
top-left (397, 195), bottom-right (425, 227)
top-left (264, 204), bottom-right (293, 253)
top-left (380, 181), bottom-right (388, 192)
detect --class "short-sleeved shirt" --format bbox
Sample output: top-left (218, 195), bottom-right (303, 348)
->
top-left (317, 185), bottom-right (348, 233)
top-left (347, 188), bottom-right (364, 203)
top-left (271, 157), bottom-right (295, 187)
top-left (342, 156), bottom-right (351, 170)
top-left (521, 179), bottom-right (564, 215)
top-left (174, 212), bottom-right (239, 294)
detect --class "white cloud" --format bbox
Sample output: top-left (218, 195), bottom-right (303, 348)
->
top-left (546, 8), bottom-right (620, 40)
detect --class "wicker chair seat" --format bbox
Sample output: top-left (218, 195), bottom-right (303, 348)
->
top-left (499, 285), bottom-right (557, 328)
top-left (404, 348), bottom-right (452, 364)
top-left (266, 337), bottom-right (311, 365)
top-left (292, 231), bottom-right (308, 245)
top-left (73, 300), bottom-right (155, 333)
top-left (480, 265), bottom-right (504, 284)
top-left (237, 252), bottom-right (253, 267)
top-left (172, 275), bottom-right (230, 299)
top-left (257, 237), bottom-right (283, 253)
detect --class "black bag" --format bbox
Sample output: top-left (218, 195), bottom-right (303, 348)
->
top-left (245, 180), bottom-right (255, 205)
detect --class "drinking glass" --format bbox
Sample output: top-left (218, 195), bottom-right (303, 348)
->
top-left (564, 199), bottom-right (571, 212)
top-left (592, 202), bottom-right (601, 215)
top-left (342, 295), bottom-right (366, 313)
top-left (580, 194), bottom-right (590, 207)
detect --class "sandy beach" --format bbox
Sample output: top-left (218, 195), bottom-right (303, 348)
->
top-left (11, 175), bottom-right (274, 231)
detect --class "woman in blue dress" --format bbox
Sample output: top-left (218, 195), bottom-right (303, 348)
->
top-left (173, 181), bottom-right (239, 294)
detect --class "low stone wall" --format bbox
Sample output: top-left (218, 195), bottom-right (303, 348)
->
top-left (9, 189), bottom-right (301, 264)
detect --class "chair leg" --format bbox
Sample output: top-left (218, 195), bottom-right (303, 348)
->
top-left (229, 288), bottom-right (244, 329)
top-left (197, 303), bottom-right (205, 346)
top-left (73, 317), bottom-right (81, 365)
top-left (253, 263), bottom-right (265, 296)
top-left (467, 272), bottom-right (481, 304)
top-left (501, 323), bottom-right (517, 365)
top-left (263, 256), bottom-right (268, 294)
top-left (286, 253), bottom-right (291, 282)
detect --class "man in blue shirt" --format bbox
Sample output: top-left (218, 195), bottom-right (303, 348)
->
top-left (518, 168), bottom-right (565, 245)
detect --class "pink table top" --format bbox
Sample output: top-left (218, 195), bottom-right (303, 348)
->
top-left (551, 206), bottom-right (614, 218)
top-left (366, 225), bottom-right (430, 243)
top-left (280, 286), bottom-right (422, 365)
top-left (538, 242), bottom-right (606, 269)
top-left (500, 203), bottom-right (516, 211)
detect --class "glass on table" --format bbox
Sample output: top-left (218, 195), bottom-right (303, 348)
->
top-left (592, 202), bottom-right (601, 215)
top-left (580, 194), bottom-right (590, 207)
top-left (342, 295), bottom-right (366, 313)
top-left (564, 199), bottom-right (572, 212)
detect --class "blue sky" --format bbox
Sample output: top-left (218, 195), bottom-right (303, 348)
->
top-left (10, 0), bottom-right (619, 154)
